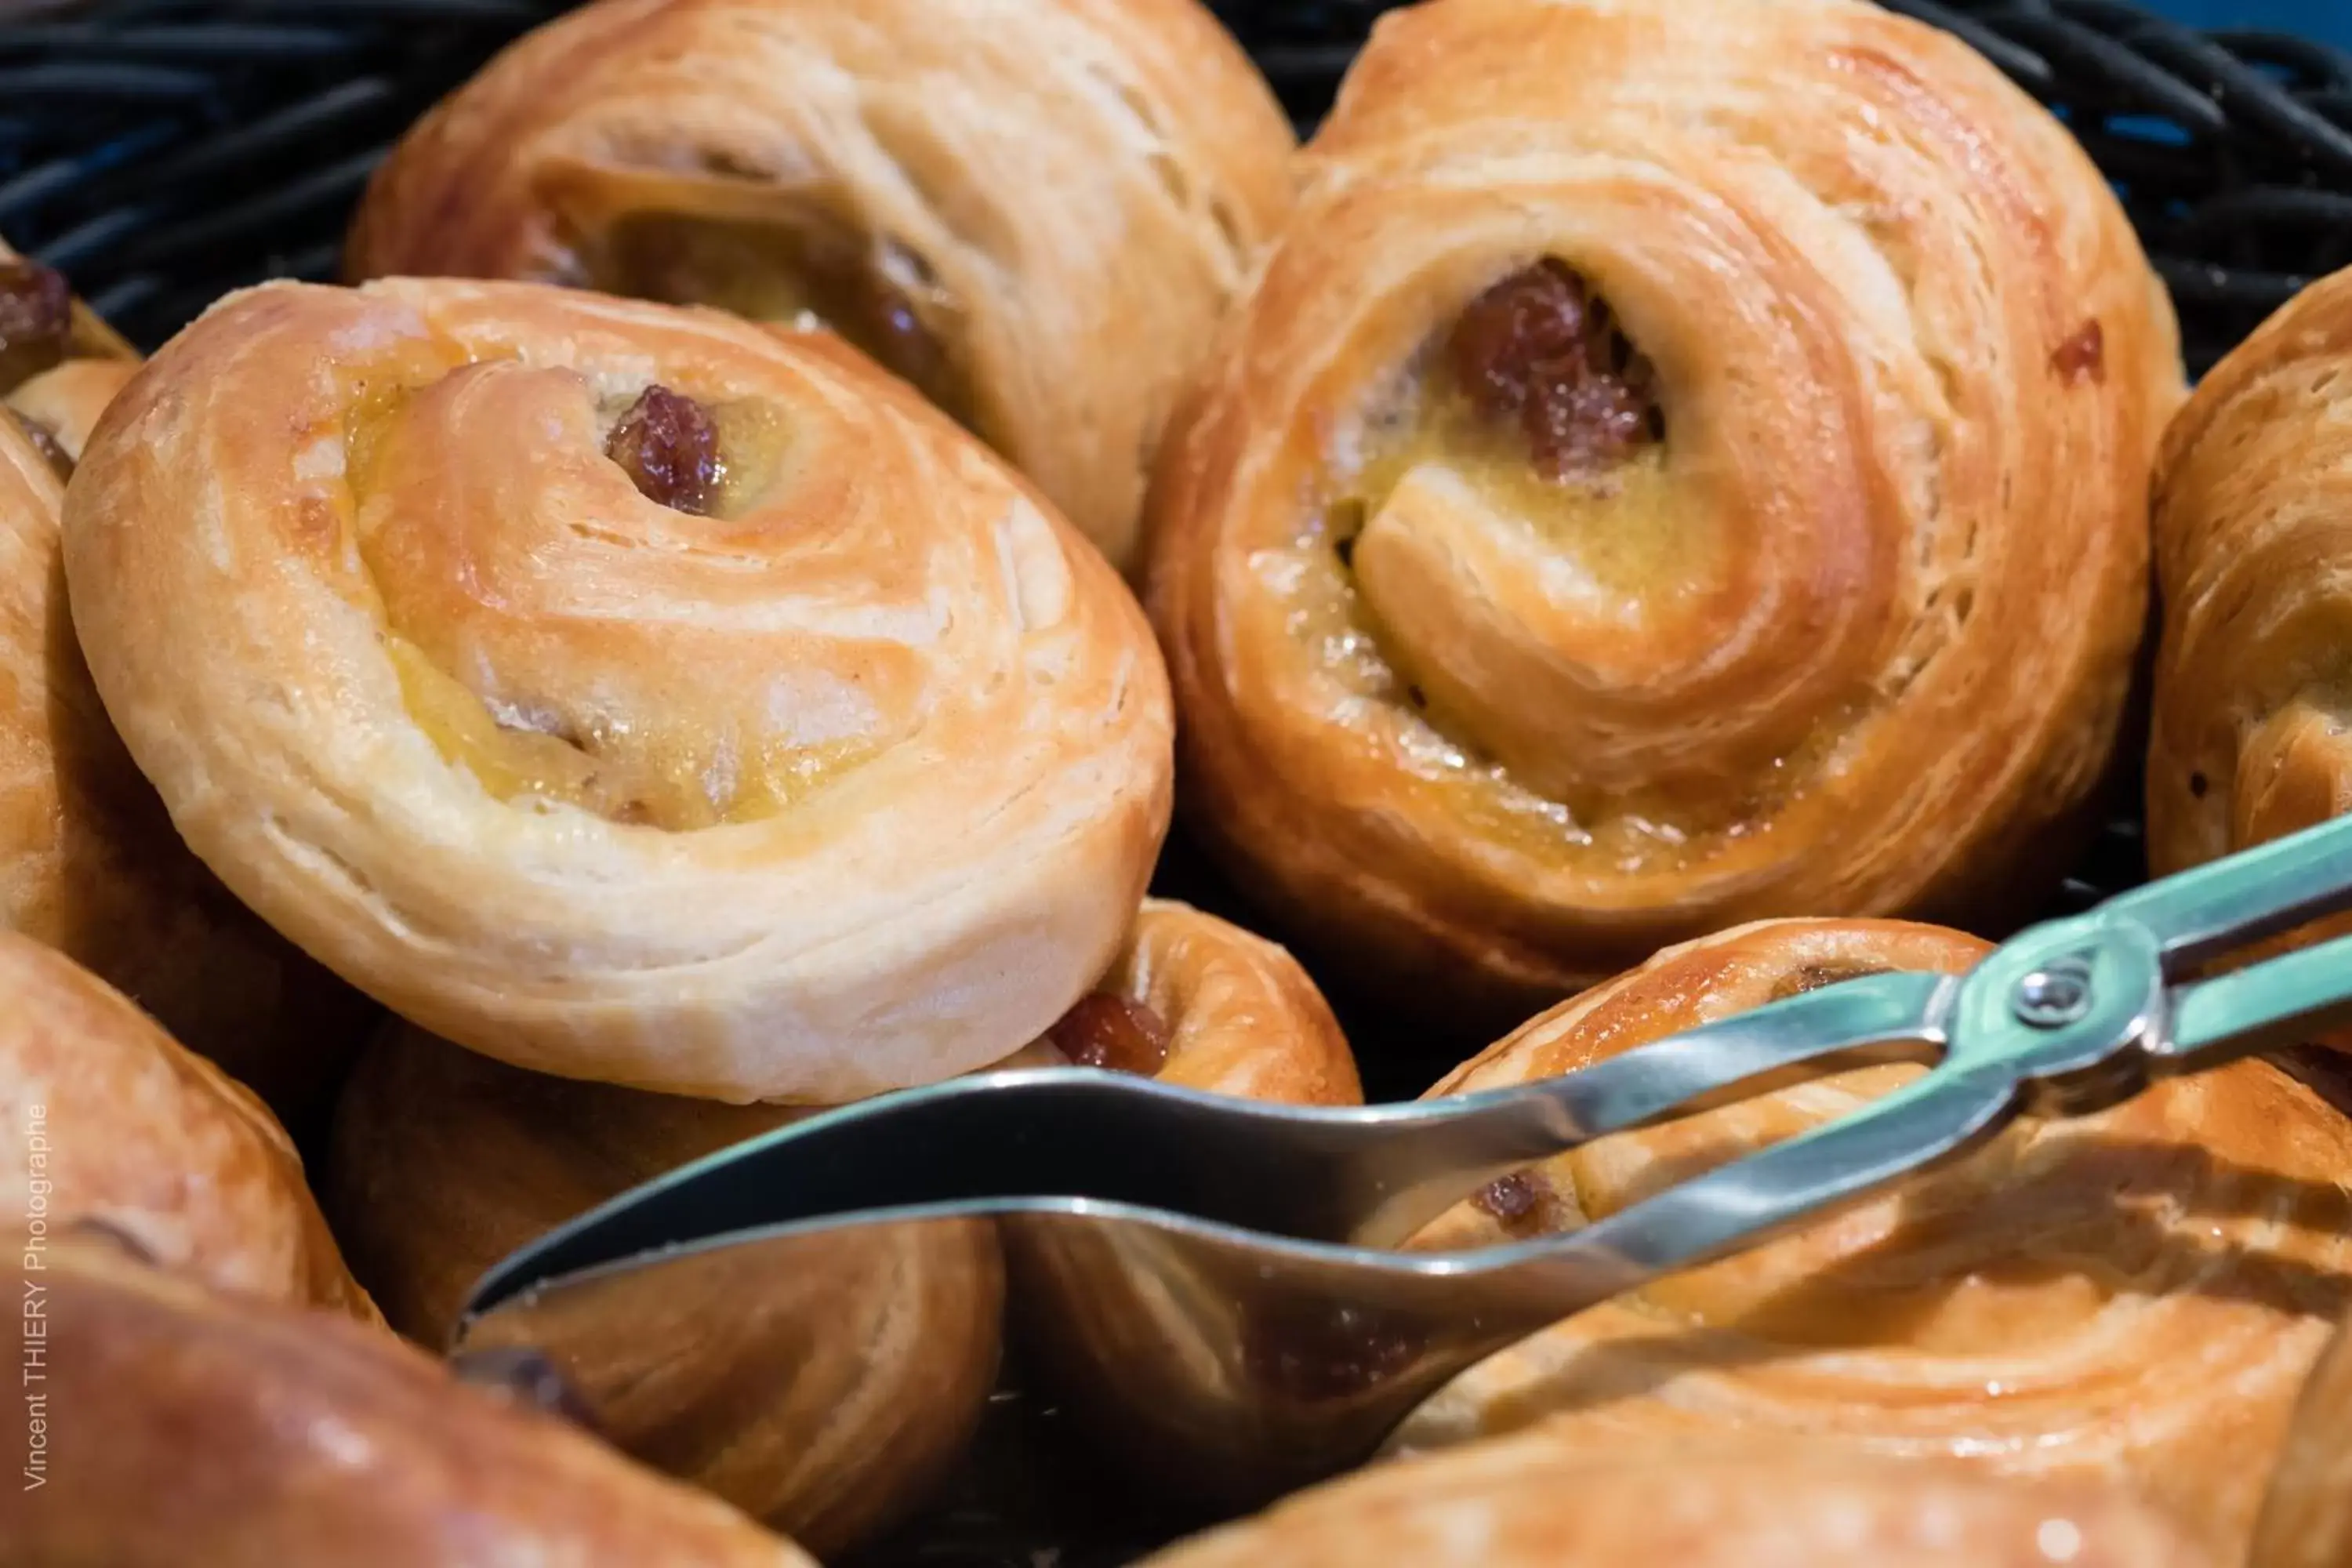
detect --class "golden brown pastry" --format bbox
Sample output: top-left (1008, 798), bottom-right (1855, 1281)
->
top-left (0, 232), bottom-right (133, 394)
top-left (1004, 898), bottom-right (1362, 1101)
top-left (0, 1239), bottom-right (811, 1568)
top-left (332, 1025), bottom-right (993, 1559)
top-left (63, 278), bottom-right (1172, 1103)
top-left (1388, 918), bottom-right (2352, 1561)
top-left (0, 252), bottom-right (374, 1129)
top-left (1141, 1432), bottom-right (2215, 1566)
top-left (9, 358), bottom-right (131, 459)
top-left (0, 931), bottom-right (369, 1319)
top-left (328, 898), bottom-right (1356, 1552)
top-left (2252, 1301), bottom-right (2352, 1568)
top-left (1148, 0), bottom-right (2183, 1019)
top-left (334, 895), bottom-right (1358, 1337)
top-left (2149, 265), bottom-right (2352, 884)
top-left (344, 0), bottom-right (1295, 573)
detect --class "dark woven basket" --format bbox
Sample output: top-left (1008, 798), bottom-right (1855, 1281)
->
top-left (4, 2), bottom-right (2347, 1562)
top-left (5, 0), bottom-right (2351, 364)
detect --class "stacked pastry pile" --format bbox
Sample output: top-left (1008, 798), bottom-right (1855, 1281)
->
top-left (9, 0), bottom-right (2352, 1563)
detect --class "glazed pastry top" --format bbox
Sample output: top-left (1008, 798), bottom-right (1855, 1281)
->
top-left (61, 279), bottom-right (1171, 1102)
top-left (1141, 1432), bottom-right (2215, 1567)
top-left (1149, 0), bottom-right (2182, 1005)
top-left (0, 1240), bottom-right (811, 1567)
top-left (0, 931), bottom-right (370, 1319)
top-left (2148, 263), bottom-right (2352, 879)
top-left (1396, 917), bottom-right (2352, 1561)
top-left (347, 0), bottom-right (1298, 568)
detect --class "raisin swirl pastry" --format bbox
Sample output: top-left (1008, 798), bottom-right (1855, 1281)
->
top-left (326, 899), bottom-right (1356, 1553)
top-left (1148, 0), bottom-right (2182, 1018)
top-left (0, 931), bottom-right (369, 1320)
top-left (344, 0), bottom-right (1294, 574)
top-left (1388, 918), bottom-right (2352, 1561)
top-left (0, 258), bottom-right (374, 1130)
top-left (0, 1240), bottom-right (810, 1568)
top-left (2149, 267), bottom-right (2352, 887)
top-left (1140, 1435), bottom-right (2213, 1566)
top-left (62, 279), bottom-right (1171, 1103)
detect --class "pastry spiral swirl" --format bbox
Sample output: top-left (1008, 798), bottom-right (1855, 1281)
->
top-left (0, 931), bottom-right (368, 1319)
top-left (1147, 0), bottom-right (2181, 1013)
top-left (61, 279), bottom-right (1171, 1102)
top-left (1141, 1437), bottom-right (2212, 1567)
top-left (2149, 265), bottom-right (2352, 880)
top-left (345, 0), bottom-right (1295, 572)
top-left (328, 898), bottom-right (1353, 1552)
top-left (0, 1241), bottom-right (810, 1567)
top-left (1395, 918), bottom-right (2352, 1561)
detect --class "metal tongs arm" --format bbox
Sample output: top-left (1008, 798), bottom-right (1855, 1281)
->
top-left (1484, 1068), bottom-right (2020, 1302)
top-left (2165, 926), bottom-right (2352, 1064)
top-left (1337, 968), bottom-right (1953, 1243)
top-left (1465, 812), bottom-right (2352, 1302)
top-left (471, 815), bottom-right (2352, 1333)
top-left (468, 970), bottom-right (1957, 1302)
top-left (2108, 813), bottom-right (2352, 968)
top-left (2100, 814), bottom-right (2352, 1069)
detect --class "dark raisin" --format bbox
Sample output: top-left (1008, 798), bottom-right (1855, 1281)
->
top-left (606, 384), bottom-right (720, 515)
top-left (1446, 260), bottom-right (1662, 482)
top-left (1473, 1171), bottom-right (1542, 1222)
top-left (1450, 260), bottom-right (1596, 416)
top-left (2189, 772), bottom-right (2209, 800)
top-left (1047, 992), bottom-right (1174, 1076)
top-left (2052, 320), bottom-right (2104, 385)
top-left (1523, 374), bottom-right (1650, 478)
top-left (0, 260), bottom-right (71, 392)
top-left (1768, 960), bottom-right (1892, 1003)
top-left (9, 410), bottom-right (71, 481)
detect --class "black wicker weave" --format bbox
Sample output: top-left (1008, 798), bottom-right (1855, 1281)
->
top-left (1, 4), bottom-right (2343, 1561)
top-left (3, 0), bottom-right (2350, 362)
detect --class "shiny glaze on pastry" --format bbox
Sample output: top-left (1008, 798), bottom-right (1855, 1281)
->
top-left (0, 233), bottom-right (134, 394)
top-left (62, 279), bottom-right (1171, 1102)
top-left (328, 900), bottom-right (1355, 1552)
top-left (1142, 1434), bottom-right (2213, 1566)
top-left (2251, 1301), bottom-right (2352, 1568)
top-left (0, 407), bottom-right (374, 1127)
top-left (0, 1240), bottom-right (810, 1568)
top-left (0, 271), bottom-right (370, 1126)
top-left (0, 931), bottom-right (368, 1319)
top-left (345, 0), bottom-right (1295, 572)
top-left (331, 1025), bottom-right (993, 1557)
top-left (1396, 918), bottom-right (2352, 1562)
top-left (1147, 0), bottom-right (2182, 1018)
top-left (1003, 898), bottom-right (1363, 1102)
top-left (2149, 265), bottom-right (2352, 884)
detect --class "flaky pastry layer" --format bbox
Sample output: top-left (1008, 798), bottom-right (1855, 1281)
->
top-left (63, 279), bottom-right (1172, 1102)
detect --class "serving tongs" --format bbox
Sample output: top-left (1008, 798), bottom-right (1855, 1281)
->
top-left (455, 811), bottom-right (2352, 1512)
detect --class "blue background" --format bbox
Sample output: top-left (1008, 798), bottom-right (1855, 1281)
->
top-left (2144, 1), bottom-right (2352, 48)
